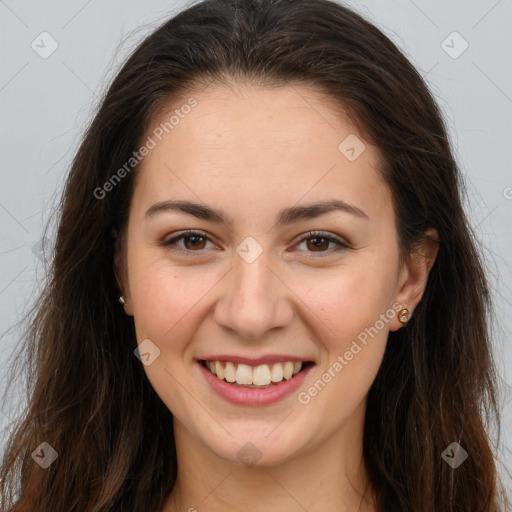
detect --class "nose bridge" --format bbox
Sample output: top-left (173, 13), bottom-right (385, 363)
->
top-left (213, 244), bottom-right (293, 339)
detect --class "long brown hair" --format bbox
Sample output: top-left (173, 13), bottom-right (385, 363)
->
top-left (1, 0), bottom-right (508, 510)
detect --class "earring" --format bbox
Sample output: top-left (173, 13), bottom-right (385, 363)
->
top-left (398, 308), bottom-right (409, 324)
top-left (119, 295), bottom-right (126, 305)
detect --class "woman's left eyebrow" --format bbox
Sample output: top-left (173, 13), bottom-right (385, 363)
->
top-left (144, 198), bottom-right (369, 225)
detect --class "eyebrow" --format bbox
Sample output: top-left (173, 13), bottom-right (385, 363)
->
top-left (144, 198), bottom-right (369, 226)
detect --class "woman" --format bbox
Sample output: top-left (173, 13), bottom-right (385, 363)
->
top-left (0, 0), bottom-right (508, 510)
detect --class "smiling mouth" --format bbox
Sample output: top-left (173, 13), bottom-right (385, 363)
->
top-left (200, 359), bottom-right (313, 389)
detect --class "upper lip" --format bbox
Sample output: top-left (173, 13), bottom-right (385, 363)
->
top-left (197, 354), bottom-right (314, 366)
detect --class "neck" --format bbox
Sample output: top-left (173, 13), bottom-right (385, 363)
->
top-left (162, 404), bottom-right (376, 512)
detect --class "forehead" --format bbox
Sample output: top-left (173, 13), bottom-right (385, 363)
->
top-left (130, 82), bottom-right (391, 224)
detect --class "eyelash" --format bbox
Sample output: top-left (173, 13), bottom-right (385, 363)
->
top-left (161, 229), bottom-right (350, 257)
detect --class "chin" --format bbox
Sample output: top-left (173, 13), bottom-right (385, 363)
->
top-left (196, 422), bottom-right (311, 468)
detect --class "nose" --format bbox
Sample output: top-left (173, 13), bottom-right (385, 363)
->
top-left (212, 249), bottom-right (294, 340)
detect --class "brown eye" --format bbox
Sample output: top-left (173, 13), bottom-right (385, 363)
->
top-left (162, 230), bottom-right (216, 254)
top-left (306, 236), bottom-right (330, 251)
top-left (183, 234), bottom-right (207, 250)
top-left (294, 231), bottom-right (350, 255)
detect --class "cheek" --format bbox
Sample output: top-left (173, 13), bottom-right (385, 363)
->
top-left (296, 257), bottom-right (397, 342)
top-left (127, 253), bottom-right (217, 346)
top-left (296, 264), bottom-right (393, 420)
top-left (126, 255), bottom-right (220, 413)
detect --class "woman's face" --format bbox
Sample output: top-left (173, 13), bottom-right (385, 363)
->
top-left (116, 82), bottom-right (427, 466)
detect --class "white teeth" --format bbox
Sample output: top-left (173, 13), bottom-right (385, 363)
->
top-left (283, 361), bottom-right (294, 380)
top-left (215, 361), bottom-right (224, 380)
top-left (224, 361), bottom-right (236, 382)
top-left (270, 363), bottom-right (284, 382)
top-left (235, 364), bottom-right (253, 385)
top-left (252, 364), bottom-right (271, 386)
top-left (204, 360), bottom-right (306, 386)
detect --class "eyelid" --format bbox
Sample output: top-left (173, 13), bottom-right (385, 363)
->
top-left (292, 230), bottom-right (351, 254)
top-left (161, 229), bottom-right (219, 256)
top-left (161, 229), bottom-right (351, 256)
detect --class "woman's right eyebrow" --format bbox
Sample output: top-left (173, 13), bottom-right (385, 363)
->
top-left (144, 198), bottom-right (369, 226)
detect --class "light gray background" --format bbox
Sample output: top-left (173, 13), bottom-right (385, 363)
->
top-left (1, 0), bottom-right (511, 494)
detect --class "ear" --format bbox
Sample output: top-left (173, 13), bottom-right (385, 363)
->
top-left (113, 228), bottom-right (134, 317)
top-left (389, 228), bottom-right (439, 331)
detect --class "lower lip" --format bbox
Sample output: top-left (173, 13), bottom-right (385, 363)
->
top-left (198, 361), bottom-right (314, 406)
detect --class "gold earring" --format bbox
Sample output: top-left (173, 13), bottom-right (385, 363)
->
top-left (398, 308), bottom-right (409, 324)
top-left (119, 295), bottom-right (126, 305)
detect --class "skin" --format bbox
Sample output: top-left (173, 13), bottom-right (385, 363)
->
top-left (115, 81), bottom-right (438, 512)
